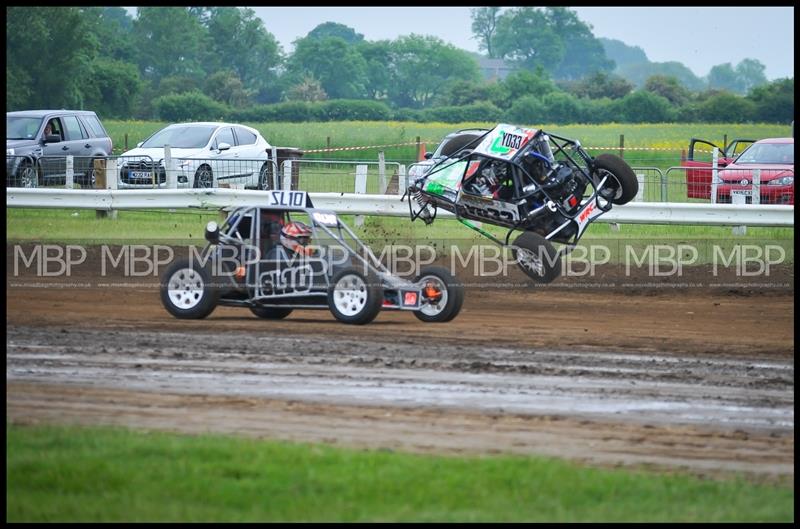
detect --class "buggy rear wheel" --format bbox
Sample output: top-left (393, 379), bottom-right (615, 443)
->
top-left (512, 231), bottom-right (561, 284)
top-left (413, 266), bottom-right (463, 323)
top-left (160, 258), bottom-right (219, 319)
top-left (593, 154), bottom-right (638, 205)
top-left (327, 268), bottom-right (383, 325)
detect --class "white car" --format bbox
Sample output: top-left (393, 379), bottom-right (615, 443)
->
top-left (117, 122), bottom-right (273, 189)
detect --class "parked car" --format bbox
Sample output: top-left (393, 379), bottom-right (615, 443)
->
top-left (681, 137), bottom-right (756, 199)
top-left (6, 110), bottom-right (113, 187)
top-left (118, 122), bottom-right (273, 189)
top-left (715, 138), bottom-right (794, 204)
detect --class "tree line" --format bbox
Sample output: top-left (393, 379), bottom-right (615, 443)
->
top-left (5, 7), bottom-right (793, 124)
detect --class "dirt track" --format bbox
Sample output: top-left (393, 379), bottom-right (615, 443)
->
top-left (5, 260), bottom-right (795, 482)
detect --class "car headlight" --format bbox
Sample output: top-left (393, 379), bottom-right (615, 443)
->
top-left (6, 148), bottom-right (14, 156)
top-left (767, 176), bottom-right (794, 186)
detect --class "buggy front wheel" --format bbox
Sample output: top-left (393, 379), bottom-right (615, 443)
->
top-left (593, 154), bottom-right (638, 205)
top-left (327, 268), bottom-right (383, 325)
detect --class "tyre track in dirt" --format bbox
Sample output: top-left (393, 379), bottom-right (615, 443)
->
top-left (6, 266), bottom-right (795, 480)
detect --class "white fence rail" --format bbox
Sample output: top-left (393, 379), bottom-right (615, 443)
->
top-left (5, 188), bottom-right (794, 226)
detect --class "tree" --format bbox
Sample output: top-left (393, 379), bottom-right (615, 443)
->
top-left (494, 7), bottom-right (564, 73)
top-left (566, 72), bottom-right (633, 100)
top-left (600, 38), bottom-right (648, 70)
top-left (6, 7), bottom-right (97, 109)
top-left (204, 8), bottom-right (283, 103)
top-left (438, 80), bottom-right (503, 107)
top-left (384, 35), bottom-right (481, 108)
top-left (735, 59), bottom-right (768, 94)
top-left (133, 7), bottom-right (206, 81)
top-left (540, 92), bottom-right (582, 124)
top-left (83, 58), bottom-right (143, 118)
top-left (205, 70), bottom-right (254, 107)
top-left (614, 91), bottom-right (674, 123)
top-left (287, 36), bottom-right (368, 99)
top-left (470, 7), bottom-right (502, 58)
top-left (695, 91), bottom-right (755, 123)
top-left (307, 22), bottom-right (364, 45)
top-left (644, 75), bottom-right (690, 106)
top-left (707, 63), bottom-right (741, 93)
top-left (618, 61), bottom-right (705, 91)
top-left (495, 68), bottom-right (557, 109)
top-left (507, 95), bottom-right (547, 125)
top-left (746, 78), bottom-right (793, 123)
top-left (80, 7), bottom-right (136, 62)
top-left (285, 76), bottom-right (328, 102)
top-left (544, 7), bottom-right (614, 80)
top-left (357, 40), bottom-right (392, 100)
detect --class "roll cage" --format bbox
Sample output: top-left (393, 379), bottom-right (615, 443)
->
top-left (206, 191), bottom-right (421, 307)
top-left (409, 126), bottom-right (614, 247)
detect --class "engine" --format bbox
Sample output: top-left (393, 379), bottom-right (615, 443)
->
top-left (537, 163), bottom-right (588, 213)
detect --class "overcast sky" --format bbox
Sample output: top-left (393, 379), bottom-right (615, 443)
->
top-left (247, 6), bottom-right (794, 80)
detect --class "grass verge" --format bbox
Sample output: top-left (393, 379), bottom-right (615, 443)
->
top-left (6, 422), bottom-right (794, 522)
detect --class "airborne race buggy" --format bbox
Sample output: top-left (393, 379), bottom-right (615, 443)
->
top-left (160, 191), bottom-right (463, 325)
top-left (407, 124), bottom-right (639, 283)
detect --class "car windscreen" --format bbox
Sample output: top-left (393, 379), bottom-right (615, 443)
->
top-left (6, 116), bottom-right (44, 140)
top-left (141, 125), bottom-right (217, 149)
top-left (735, 142), bottom-right (794, 165)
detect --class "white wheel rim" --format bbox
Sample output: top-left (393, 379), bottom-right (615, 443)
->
top-left (598, 169), bottom-right (623, 200)
top-left (517, 248), bottom-right (545, 276)
top-left (167, 268), bottom-right (205, 309)
top-left (419, 276), bottom-right (448, 316)
top-left (333, 274), bottom-right (368, 316)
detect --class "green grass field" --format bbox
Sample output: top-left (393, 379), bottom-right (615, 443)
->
top-left (6, 423), bottom-right (794, 522)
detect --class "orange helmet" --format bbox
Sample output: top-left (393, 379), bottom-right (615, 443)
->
top-left (280, 221), bottom-right (312, 255)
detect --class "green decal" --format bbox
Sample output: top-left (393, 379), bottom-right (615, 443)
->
top-left (490, 132), bottom-right (511, 155)
top-left (424, 181), bottom-right (446, 196)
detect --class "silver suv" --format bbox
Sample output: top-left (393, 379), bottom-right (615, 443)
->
top-left (6, 110), bottom-right (113, 187)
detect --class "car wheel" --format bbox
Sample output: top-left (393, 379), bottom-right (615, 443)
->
top-left (257, 162), bottom-right (272, 190)
top-left (17, 160), bottom-right (39, 188)
top-left (250, 306), bottom-right (293, 319)
top-left (160, 258), bottom-right (219, 319)
top-left (193, 165), bottom-right (214, 188)
top-left (413, 265), bottom-right (464, 323)
top-left (512, 231), bottom-right (561, 283)
top-left (327, 267), bottom-right (383, 325)
top-left (593, 154), bottom-right (639, 205)
top-left (79, 159), bottom-right (97, 188)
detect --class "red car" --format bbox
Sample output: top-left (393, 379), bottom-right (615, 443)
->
top-left (716, 138), bottom-right (794, 205)
top-left (682, 137), bottom-right (755, 199)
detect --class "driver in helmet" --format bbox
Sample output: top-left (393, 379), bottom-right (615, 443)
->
top-left (276, 222), bottom-right (312, 260)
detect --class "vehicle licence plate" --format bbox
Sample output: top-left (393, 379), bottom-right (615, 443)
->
top-left (731, 189), bottom-right (753, 197)
top-left (130, 171), bottom-right (151, 179)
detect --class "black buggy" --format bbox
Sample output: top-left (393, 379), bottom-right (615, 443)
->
top-left (407, 124), bottom-right (639, 283)
top-left (160, 190), bottom-right (463, 325)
